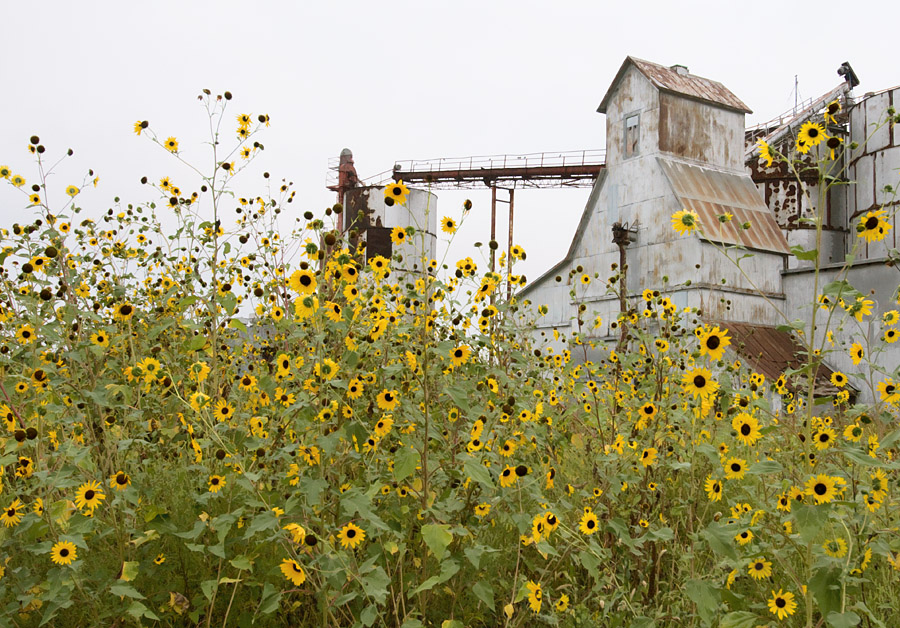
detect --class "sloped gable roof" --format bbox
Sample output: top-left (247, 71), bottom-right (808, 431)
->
top-left (658, 157), bottom-right (790, 254)
top-left (598, 56), bottom-right (752, 115)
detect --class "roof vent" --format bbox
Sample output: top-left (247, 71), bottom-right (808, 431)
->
top-left (670, 64), bottom-right (689, 76)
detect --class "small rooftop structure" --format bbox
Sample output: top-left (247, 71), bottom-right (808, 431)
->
top-left (597, 56), bottom-right (752, 114)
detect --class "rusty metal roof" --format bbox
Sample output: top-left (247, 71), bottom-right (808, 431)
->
top-left (658, 158), bottom-right (791, 254)
top-left (721, 322), bottom-right (851, 396)
top-left (598, 57), bottom-right (752, 115)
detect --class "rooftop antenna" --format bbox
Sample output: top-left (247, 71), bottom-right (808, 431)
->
top-left (794, 75), bottom-right (798, 114)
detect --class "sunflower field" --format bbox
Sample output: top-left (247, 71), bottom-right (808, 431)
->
top-left (0, 92), bottom-right (899, 628)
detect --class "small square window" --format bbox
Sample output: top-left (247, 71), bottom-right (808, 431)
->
top-left (624, 113), bottom-right (640, 158)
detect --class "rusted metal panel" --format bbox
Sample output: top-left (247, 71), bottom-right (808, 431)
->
top-left (719, 322), bottom-right (845, 395)
top-left (599, 56), bottom-right (751, 114)
top-left (365, 227), bottom-right (393, 262)
top-left (659, 158), bottom-right (790, 254)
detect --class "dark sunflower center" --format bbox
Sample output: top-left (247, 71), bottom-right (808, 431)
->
top-left (731, 463), bottom-right (741, 472)
top-left (346, 528), bottom-right (356, 538)
top-left (117, 474), bottom-right (127, 484)
top-left (808, 128), bottom-right (819, 138)
top-left (819, 433), bottom-right (829, 442)
top-left (392, 187), bottom-right (401, 196)
top-left (454, 350), bottom-right (463, 358)
top-left (385, 393), bottom-right (393, 402)
top-left (814, 483), bottom-right (827, 495)
top-left (300, 275), bottom-right (311, 286)
top-left (120, 305), bottom-right (132, 315)
top-left (827, 136), bottom-right (841, 148)
top-left (741, 424), bottom-right (751, 436)
top-left (586, 519), bottom-right (596, 529)
top-left (6, 508), bottom-right (14, 516)
top-left (85, 490), bottom-right (95, 500)
top-left (643, 406), bottom-right (653, 415)
top-left (706, 336), bottom-right (720, 350)
top-left (694, 375), bottom-right (706, 388)
top-left (60, 548), bottom-right (69, 556)
top-left (865, 217), bottom-right (879, 229)
top-left (776, 598), bottom-right (786, 608)
top-left (754, 563), bottom-right (763, 570)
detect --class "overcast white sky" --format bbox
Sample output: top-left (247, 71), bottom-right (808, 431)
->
top-left (1, 1), bottom-right (895, 284)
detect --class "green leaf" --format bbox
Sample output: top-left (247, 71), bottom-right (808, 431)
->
top-left (810, 567), bottom-right (842, 619)
top-left (646, 527), bottom-right (673, 542)
top-left (445, 385), bottom-right (471, 412)
top-left (748, 460), bottom-right (783, 474)
top-left (841, 447), bottom-right (888, 467)
top-left (127, 601), bottom-right (160, 621)
top-left (229, 318), bottom-right (248, 333)
top-left (119, 560), bottom-right (139, 582)
top-left (360, 605), bottom-right (378, 627)
top-left (230, 555), bottom-right (253, 571)
top-left (827, 612), bottom-right (861, 628)
top-left (463, 457), bottom-right (493, 488)
top-left (394, 446), bottom-right (419, 481)
top-left (258, 582), bottom-right (281, 615)
top-left (243, 510), bottom-right (279, 538)
top-left (359, 566), bottom-right (390, 605)
top-left (463, 544), bottom-right (496, 569)
top-left (472, 581), bottom-right (495, 611)
top-left (794, 503), bottom-right (828, 543)
top-left (184, 334), bottom-right (207, 352)
top-left (442, 621), bottom-right (464, 628)
top-left (719, 611), bottom-right (758, 628)
top-left (110, 583), bottom-right (145, 599)
top-left (421, 524), bottom-right (453, 561)
top-left (201, 579), bottom-right (218, 601)
top-left (701, 522), bottom-right (738, 561)
top-left (685, 579), bottom-right (719, 625)
top-left (791, 245), bottom-right (819, 261)
top-left (411, 559), bottom-right (460, 595)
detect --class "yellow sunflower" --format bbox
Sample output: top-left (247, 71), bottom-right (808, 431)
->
top-left (51, 540), bottom-right (78, 566)
top-left (579, 509), bottom-right (599, 535)
top-left (671, 209), bottom-right (699, 236)
top-left (856, 210), bottom-right (892, 243)
top-left (682, 367), bottom-right (718, 399)
top-left (1, 498), bottom-right (25, 527)
top-left (747, 557), bottom-right (772, 580)
top-left (279, 558), bottom-right (307, 586)
top-left (390, 226), bottom-right (407, 245)
top-left (383, 181), bottom-right (410, 206)
top-left (757, 138), bottom-right (775, 167)
top-left (768, 589), bottom-right (797, 620)
top-left (164, 137), bottom-right (179, 153)
top-left (338, 522), bottom-right (365, 549)
top-left (449, 345), bottom-right (470, 368)
top-left (376, 389), bottom-right (399, 411)
top-left (796, 121), bottom-right (826, 153)
top-left (74, 480), bottom-right (106, 513)
top-left (698, 325), bottom-right (731, 361)
top-left (441, 217), bottom-right (457, 234)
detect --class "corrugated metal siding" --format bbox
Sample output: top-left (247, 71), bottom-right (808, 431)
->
top-left (722, 322), bottom-right (848, 395)
top-left (659, 158), bottom-right (790, 254)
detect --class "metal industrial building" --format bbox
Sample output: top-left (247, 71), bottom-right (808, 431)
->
top-left (518, 57), bottom-right (900, 402)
